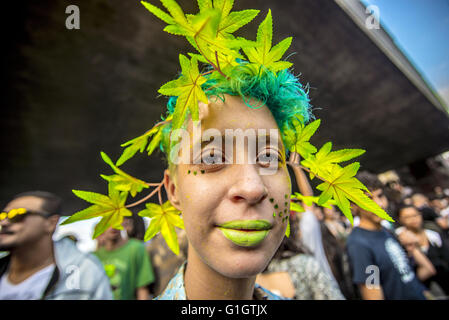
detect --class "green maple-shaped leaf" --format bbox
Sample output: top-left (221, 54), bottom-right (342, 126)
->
top-left (99, 152), bottom-right (149, 197)
top-left (282, 118), bottom-right (320, 158)
top-left (61, 183), bottom-right (132, 239)
top-left (158, 54), bottom-right (208, 130)
top-left (138, 200), bottom-right (184, 255)
top-left (316, 162), bottom-right (394, 225)
top-left (242, 9), bottom-right (293, 72)
top-left (301, 141), bottom-right (365, 180)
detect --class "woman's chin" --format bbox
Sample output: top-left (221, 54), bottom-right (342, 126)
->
top-left (211, 254), bottom-right (270, 279)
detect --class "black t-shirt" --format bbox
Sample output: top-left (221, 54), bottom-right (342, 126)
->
top-left (347, 227), bottom-right (427, 300)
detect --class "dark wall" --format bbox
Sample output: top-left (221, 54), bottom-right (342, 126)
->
top-left (2, 0), bottom-right (449, 213)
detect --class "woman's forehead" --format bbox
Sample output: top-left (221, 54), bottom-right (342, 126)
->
top-left (189, 95), bottom-right (280, 133)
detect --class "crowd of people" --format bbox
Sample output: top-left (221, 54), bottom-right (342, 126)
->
top-left (1, 167), bottom-right (448, 300)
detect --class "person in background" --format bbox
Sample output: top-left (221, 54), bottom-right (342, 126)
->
top-left (0, 191), bottom-right (112, 300)
top-left (290, 158), bottom-right (340, 289)
top-left (323, 206), bottom-right (349, 243)
top-left (256, 212), bottom-right (344, 299)
top-left (122, 213), bottom-right (146, 241)
top-left (94, 226), bottom-right (154, 300)
top-left (346, 172), bottom-right (435, 300)
top-left (396, 204), bottom-right (449, 296)
top-left (320, 206), bottom-right (357, 299)
top-left (146, 228), bottom-right (188, 297)
top-left (412, 193), bottom-right (449, 238)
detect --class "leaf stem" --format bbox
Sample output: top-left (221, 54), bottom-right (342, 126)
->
top-left (126, 181), bottom-right (163, 208)
top-left (193, 36), bottom-right (228, 79)
top-left (287, 153), bottom-right (330, 186)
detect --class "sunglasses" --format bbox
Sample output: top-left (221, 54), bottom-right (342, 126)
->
top-left (0, 208), bottom-right (50, 223)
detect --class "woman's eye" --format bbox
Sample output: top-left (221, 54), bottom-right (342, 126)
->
top-left (257, 150), bottom-right (279, 167)
top-left (202, 149), bottom-right (224, 165)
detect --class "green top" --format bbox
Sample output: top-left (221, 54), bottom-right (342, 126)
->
top-left (94, 238), bottom-right (155, 300)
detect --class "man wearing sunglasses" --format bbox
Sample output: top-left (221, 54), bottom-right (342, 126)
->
top-left (0, 191), bottom-right (112, 299)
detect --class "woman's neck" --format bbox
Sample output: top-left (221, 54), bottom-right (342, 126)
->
top-left (184, 245), bottom-right (256, 300)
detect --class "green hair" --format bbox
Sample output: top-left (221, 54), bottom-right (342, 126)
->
top-left (160, 62), bottom-right (313, 161)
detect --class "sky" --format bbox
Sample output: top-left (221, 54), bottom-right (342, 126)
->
top-left (362, 0), bottom-right (449, 107)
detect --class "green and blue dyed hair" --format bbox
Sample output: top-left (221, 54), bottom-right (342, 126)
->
top-left (160, 62), bottom-right (313, 161)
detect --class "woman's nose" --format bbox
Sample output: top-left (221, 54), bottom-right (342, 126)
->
top-left (227, 164), bottom-right (268, 205)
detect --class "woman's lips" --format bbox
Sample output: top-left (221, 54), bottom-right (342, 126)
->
top-left (216, 220), bottom-right (272, 247)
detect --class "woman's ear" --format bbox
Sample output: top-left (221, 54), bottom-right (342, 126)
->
top-left (164, 169), bottom-right (181, 210)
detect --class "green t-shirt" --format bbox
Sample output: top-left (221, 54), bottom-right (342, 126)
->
top-left (94, 238), bottom-right (154, 300)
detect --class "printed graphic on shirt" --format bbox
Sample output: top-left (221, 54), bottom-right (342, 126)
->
top-left (384, 238), bottom-right (415, 283)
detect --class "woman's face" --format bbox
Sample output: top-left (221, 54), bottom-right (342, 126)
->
top-left (165, 95), bottom-right (291, 278)
top-left (399, 207), bottom-right (423, 231)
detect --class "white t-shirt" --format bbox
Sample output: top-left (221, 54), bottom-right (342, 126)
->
top-left (0, 264), bottom-right (55, 300)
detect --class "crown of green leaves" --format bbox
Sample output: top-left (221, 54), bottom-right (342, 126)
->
top-left (61, 0), bottom-right (394, 255)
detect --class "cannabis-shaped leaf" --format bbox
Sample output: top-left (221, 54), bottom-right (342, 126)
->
top-left (138, 200), bottom-right (184, 255)
top-left (242, 9), bottom-right (293, 72)
top-left (285, 218), bottom-right (290, 238)
top-left (116, 115), bottom-right (172, 167)
top-left (301, 142), bottom-right (365, 179)
top-left (100, 152), bottom-right (149, 197)
top-left (158, 54), bottom-right (208, 130)
top-left (61, 183), bottom-right (132, 239)
top-left (290, 201), bottom-right (305, 213)
top-left (283, 118), bottom-right (320, 158)
top-left (316, 162), bottom-right (394, 225)
top-left (291, 192), bottom-right (336, 209)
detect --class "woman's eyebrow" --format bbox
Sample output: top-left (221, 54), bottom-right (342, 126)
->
top-left (190, 131), bottom-right (285, 153)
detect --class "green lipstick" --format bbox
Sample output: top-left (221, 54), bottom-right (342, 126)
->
top-left (217, 220), bottom-right (272, 247)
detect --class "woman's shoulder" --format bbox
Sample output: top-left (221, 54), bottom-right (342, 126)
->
top-left (424, 229), bottom-right (443, 247)
top-left (254, 283), bottom-right (290, 300)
